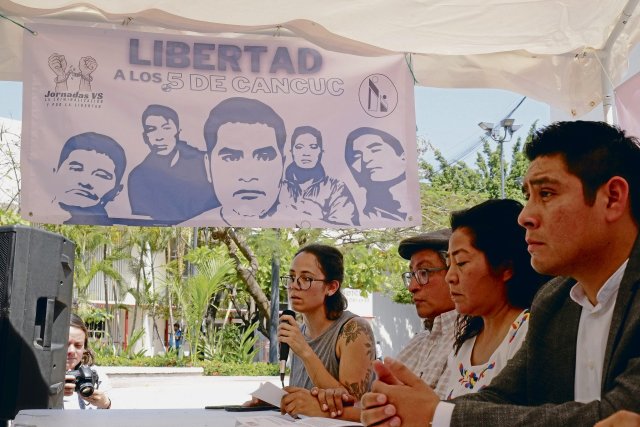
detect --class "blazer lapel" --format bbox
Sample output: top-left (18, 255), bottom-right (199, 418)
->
top-left (602, 235), bottom-right (640, 389)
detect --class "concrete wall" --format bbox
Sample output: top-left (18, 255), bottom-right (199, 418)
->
top-left (370, 292), bottom-right (423, 359)
top-left (344, 289), bottom-right (423, 359)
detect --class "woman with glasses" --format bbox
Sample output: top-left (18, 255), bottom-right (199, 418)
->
top-left (278, 243), bottom-right (375, 421)
top-left (443, 199), bottom-right (548, 399)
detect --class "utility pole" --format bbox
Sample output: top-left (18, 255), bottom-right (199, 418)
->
top-left (478, 118), bottom-right (521, 198)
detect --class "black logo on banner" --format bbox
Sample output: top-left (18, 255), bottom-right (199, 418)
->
top-left (358, 74), bottom-right (398, 118)
top-left (44, 53), bottom-right (104, 109)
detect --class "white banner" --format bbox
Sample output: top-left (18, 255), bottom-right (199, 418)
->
top-left (21, 21), bottom-right (419, 228)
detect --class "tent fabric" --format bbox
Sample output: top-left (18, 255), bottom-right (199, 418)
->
top-left (1, 0), bottom-right (640, 115)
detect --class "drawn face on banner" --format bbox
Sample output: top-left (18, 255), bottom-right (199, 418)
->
top-left (142, 115), bottom-right (179, 156)
top-left (55, 149), bottom-right (117, 208)
top-left (351, 133), bottom-right (405, 182)
top-left (209, 122), bottom-right (284, 217)
top-left (292, 133), bottom-right (322, 169)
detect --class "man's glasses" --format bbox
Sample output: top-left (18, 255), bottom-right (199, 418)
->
top-left (401, 267), bottom-right (447, 288)
top-left (280, 275), bottom-right (327, 290)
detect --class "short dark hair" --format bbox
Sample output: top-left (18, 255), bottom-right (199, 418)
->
top-left (345, 127), bottom-right (404, 186)
top-left (295, 243), bottom-right (347, 320)
top-left (141, 104), bottom-right (180, 129)
top-left (57, 132), bottom-right (126, 204)
top-left (450, 199), bottom-right (549, 354)
top-left (291, 126), bottom-right (322, 150)
top-left (203, 97), bottom-right (286, 155)
top-left (70, 313), bottom-right (95, 367)
top-left (524, 121), bottom-right (640, 223)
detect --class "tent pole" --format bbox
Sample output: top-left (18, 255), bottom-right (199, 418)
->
top-left (600, 0), bottom-right (640, 124)
top-left (600, 65), bottom-right (616, 125)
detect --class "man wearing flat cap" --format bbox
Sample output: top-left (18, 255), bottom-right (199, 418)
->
top-left (395, 228), bottom-right (456, 398)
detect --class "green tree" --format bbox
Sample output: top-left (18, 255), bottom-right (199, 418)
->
top-left (0, 207), bottom-right (26, 225)
top-left (425, 125), bottom-right (536, 203)
top-left (121, 226), bottom-right (175, 351)
top-left (174, 247), bottom-right (233, 362)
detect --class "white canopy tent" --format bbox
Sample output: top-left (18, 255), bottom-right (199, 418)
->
top-left (1, 0), bottom-right (640, 117)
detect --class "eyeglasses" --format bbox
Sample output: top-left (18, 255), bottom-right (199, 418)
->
top-left (401, 267), bottom-right (447, 288)
top-left (280, 275), bottom-right (328, 290)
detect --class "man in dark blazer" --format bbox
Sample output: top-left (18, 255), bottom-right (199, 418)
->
top-left (360, 121), bottom-right (640, 427)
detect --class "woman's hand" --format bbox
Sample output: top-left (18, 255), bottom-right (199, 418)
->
top-left (80, 389), bottom-right (111, 409)
top-left (311, 386), bottom-right (356, 418)
top-left (242, 397), bottom-right (266, 407)
top-left (281, 387), bottom-right (324, 418)
top-left (278, 314), bottom-right (312, 359)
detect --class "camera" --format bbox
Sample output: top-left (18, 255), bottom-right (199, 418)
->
top-left (66, 366), bottom-right (99, 397)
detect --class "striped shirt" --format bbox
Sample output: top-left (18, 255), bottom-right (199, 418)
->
top-left (395, 310), bottom-right (457, 399)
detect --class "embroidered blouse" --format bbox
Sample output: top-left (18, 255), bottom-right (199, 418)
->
top-left (444, 309), bottom-right (530, 399)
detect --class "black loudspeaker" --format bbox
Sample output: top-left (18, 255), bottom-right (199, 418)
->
top-left (0, 225), bottom-right (75, 421)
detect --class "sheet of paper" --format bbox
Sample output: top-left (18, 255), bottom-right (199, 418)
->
top-left (250, 382), bottom-right (287, 408)
top-left (296, 417), bottom-right (363, 426)
top-left (235, 415), bottom-right (363, 427)
top-left (235, 415), bottom-right (296, 426)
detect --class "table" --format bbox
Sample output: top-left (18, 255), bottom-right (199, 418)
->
top-left (13, 408), bottom-right (277, 427)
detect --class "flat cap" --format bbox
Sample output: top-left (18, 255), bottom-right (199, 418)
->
top-left (398, 228), bottom-right (452, 260)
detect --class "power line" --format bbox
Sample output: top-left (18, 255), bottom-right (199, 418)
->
top-left (431, 96), bottom-right (527, 171)
top-left (502, 96), bottom-right (527, 122)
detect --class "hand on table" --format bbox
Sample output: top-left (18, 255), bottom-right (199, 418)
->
top-left (281, 386), bottom-right (324, 418)
top-left (360, 358), bottom-right (440, 427)
top-left (311, 386), bottom-right (356, 418)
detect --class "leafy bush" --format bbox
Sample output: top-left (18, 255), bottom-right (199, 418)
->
top-left (95, 352), bottom-right (183, 367)
top-left (200, 360), bottom-right (278, 376)
top-left (93, 352), bottom-right (279, 376)
top-left (201, 322), bottom-right (259, 363)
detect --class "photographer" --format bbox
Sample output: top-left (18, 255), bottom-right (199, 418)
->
top-left (64, 313), bottom-right (111, 409)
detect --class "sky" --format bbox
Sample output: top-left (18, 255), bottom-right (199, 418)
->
top-left (0, 80), bottom-right (550, 168)
top-left (0, 81), bottom-right (22, 120)
top-left (415, 86), bottom-right (549, 167)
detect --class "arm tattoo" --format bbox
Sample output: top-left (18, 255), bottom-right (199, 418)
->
top-left (364, 339), bottom-right (374, 360)
top-left (341, 318), bottom-right (376, 359)
top-left (345, 369), bottom-right (373, 399)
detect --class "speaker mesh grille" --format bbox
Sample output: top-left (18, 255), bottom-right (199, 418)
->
top-left (0, 231), bottom-right (15, 317)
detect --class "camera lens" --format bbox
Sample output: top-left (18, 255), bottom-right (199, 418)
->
top-left (78, 384), bottom-right (94, 397)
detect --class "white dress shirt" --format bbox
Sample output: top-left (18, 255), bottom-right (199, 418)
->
top-left (571, 260), bottom-right (626, 402)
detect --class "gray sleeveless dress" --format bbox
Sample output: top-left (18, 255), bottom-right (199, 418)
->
top-left (289, 310), bottom-right (366, 390)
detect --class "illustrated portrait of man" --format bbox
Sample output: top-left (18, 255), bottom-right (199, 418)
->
top-left (52, 132), bottom-right (126, 225)
top-left (281, 125), bottom-right (359, 226)
top-left (345, 127), bottom-right (407, 221)
top-left (127, 104), bottom-right (218, 223)
top-left (187, 97), bottom-right (287, 226)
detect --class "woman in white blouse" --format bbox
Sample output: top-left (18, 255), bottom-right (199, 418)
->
top-left (444, 199), bottom-right (549, 399)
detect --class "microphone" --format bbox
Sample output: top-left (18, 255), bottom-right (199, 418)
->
top-left (279, 309), bottom-right (296, 387)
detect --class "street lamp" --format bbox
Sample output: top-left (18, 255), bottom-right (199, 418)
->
top-left (478, 118), bottom-right (521, 198)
